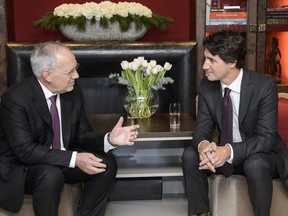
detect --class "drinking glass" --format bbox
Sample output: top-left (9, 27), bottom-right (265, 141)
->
top-left (169, 103), bottom-right (181, 128)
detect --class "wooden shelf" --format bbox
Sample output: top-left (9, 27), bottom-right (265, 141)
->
top-left (116, 167), bottom-right (183, 178)
top-left (277, 84), bottom-right (288, 93)
top-left (267, 24), bottom-right (288, 32)
top-left (206, 24), bottom-right (247, 32)
top-left (197, 0), bottom-right (288, 87)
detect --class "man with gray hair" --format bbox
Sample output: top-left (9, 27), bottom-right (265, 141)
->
top-left (0, 41), bottom-right (139, 216)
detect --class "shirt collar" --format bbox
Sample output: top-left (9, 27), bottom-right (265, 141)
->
top-left (221, 68), bottom-right (243, 94)
top-left (38, 80), bottom-right (56, 100)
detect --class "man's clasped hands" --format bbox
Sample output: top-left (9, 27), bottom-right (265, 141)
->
top-left (198, 141), bottom-right (232, 172)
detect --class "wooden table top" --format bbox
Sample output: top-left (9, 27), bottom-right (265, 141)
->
top-left (88, 113), bottom-right (195, 140)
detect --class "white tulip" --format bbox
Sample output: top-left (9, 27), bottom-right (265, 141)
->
top-left (157, 65), bottom-right (163, 72)
top-left (149, 60), bottom-right (157, 68)
top-left (152, 65), bottom-right (161, 74)
top-left (137, 56), bottom-right (145, 62)
top-left (128, 62), bottom-right (133, 70)
top-left (146, 67), bottom-right (151, 75)
top-left (133, 58), bottom-right (141, 68)
top-left (131, 62), bottom-right (139, 71)
top-left (142, 60), bottom-right (148, 68)
top-left (121, 61), bottom-right (129, 70)
top-left (164, 62), bottom-right (172, 71)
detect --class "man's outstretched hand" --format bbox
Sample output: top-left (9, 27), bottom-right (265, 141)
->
top-left (109, 116), bottom-right (140, 146)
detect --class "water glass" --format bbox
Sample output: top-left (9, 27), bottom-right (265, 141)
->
top-left (169, 103), bottom-right (181, 128)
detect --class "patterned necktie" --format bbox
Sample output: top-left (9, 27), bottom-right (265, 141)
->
top-left (220, 87), bottom-right (234, 177)
top-left (50, 95), bottom-right (61, 149)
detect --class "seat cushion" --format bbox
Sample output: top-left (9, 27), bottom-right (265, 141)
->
top-left (278, 97), bottom-right (288, 147)
top-left (0, 184), bottom-right (81, 216)
top-left (209, 175), bottom-right (288, 216)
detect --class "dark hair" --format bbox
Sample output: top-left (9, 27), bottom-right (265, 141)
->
top-left (203, 30), bottom-right (247, 69)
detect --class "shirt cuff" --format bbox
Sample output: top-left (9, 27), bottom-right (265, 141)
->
top-left (226, 144), bottom-right (234, 164)
top-left (69, 151), bottom-right (77, 168)
top-left (104, 133), bottom-right (116, 153)
top-left (198, 140), bottom-right (209, 152)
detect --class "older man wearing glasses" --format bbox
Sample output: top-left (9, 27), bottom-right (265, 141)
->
top-left (0, 41), bottom-right (139, 216)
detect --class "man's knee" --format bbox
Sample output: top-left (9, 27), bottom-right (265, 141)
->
top-left (182, 146), bottom-right (199, 169)
top-left (101, 154), bottom-right (117, 178)
top-left (243, 153), bottom-right (273, 178)
top-left (31, 165), bottom-right (65, 193)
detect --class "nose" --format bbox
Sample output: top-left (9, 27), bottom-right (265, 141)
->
top-left (72, 71), bottom-right (80, 79)
top-left (202, 59), bottom-right (209, 70)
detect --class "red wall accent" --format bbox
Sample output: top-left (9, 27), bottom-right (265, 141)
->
top-left (12, 0), bottom-right (191, 42)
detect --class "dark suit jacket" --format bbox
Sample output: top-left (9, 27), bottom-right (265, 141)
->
top-left (193, 69), bottom-right (288, 191)
top-left (0, 76), bottom-right (105, 212)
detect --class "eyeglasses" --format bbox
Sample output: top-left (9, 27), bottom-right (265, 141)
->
top-left (56, 63), bottom-right (80, 76)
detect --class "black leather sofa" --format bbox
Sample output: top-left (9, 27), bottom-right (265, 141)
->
top-left (6, 41), bottom-right (197, 118)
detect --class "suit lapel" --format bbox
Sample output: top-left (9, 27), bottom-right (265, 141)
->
top-left (213, 82), bottom-right (222, 127)
top-left (60, 93), bottom-right (72, 148)
top-left (239, 70), bottom-right (252, 125)
top-left (31, 78), bottom-right (52, 128)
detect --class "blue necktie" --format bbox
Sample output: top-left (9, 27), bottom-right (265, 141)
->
top-left (220, 88), bottom-right (234, 177)
top-left (50, 95), bottom-right (61, 149)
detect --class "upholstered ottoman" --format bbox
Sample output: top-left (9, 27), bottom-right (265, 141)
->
top-left (0, 184), bottom-right (82, 216)
top-left (209, 175), bottom-right (288, 216)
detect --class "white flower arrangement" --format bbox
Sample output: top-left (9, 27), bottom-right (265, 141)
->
top-left (54, 1), bottom-right (152, 20)
top-left (109, 56), bottom-right (174, 118)
top-left (109, 56), bottom-right (174, 92)
top-left (34, 1), bottom-right (172, 32)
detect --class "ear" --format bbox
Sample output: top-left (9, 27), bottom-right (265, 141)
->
top-left (42, 70), bottom-right (52, 82)
top-left (230, 60), bottom-right (237, 69)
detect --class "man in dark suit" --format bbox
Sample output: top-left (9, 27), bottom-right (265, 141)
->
top-left (182, 30), bottom-right (288, 216)
top-left (0, 42), bottom-right (139, 216)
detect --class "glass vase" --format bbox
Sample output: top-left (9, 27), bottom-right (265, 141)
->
top-left (124, 88), bottom-right (159, 119)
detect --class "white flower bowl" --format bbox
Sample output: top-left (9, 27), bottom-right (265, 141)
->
top-left (59, 22), bottom-right (148, 41)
